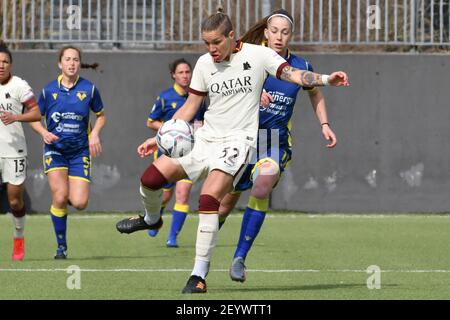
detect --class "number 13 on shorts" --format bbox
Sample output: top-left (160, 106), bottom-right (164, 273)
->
top-left (0, 157), bottom-right (27, 185)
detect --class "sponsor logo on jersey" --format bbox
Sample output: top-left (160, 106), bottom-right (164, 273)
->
top-left (5, 93), bottom-right (10, 99)
top-left (51, 112), bottom-right (84, 123)
top-left (243, 62), bottom-right (251, 70)
top-left (0, 102), bottom-right (13, 111)
top-left (210, 76), bottom-right (253, 97)
top-left (52, 93), bottom-right (58, 100)
top-left (76, 91), bottom-right (87, 101)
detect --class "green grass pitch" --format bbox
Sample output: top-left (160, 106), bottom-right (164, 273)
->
top-left (1, 212), bottom-right (450, 300)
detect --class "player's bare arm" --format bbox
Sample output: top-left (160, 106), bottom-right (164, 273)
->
top-left (0, 97), bottom-right (40, 125)
top-left (280, 66), bottom-right (350, 87)
top-left (308, 89), bottom-right (337, 148)
top-left (172, 93), bottom-right (204, 121)
top-left (89, 112), bottom-right (106, 157)
top-left (147, 119), bottom-right (162, 131)
top-left (30, 121), bottom-right (59, 144)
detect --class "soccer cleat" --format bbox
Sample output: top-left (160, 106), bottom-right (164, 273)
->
top-left (116, 215), bottom-right (163, 234)
top-left (229, 257), bottom-right (246, 282)
top-left (147, 229), bottom-right (159, 237)
top-left (181, 275), bottom-right (207, 294)
top-left (54, 245), bottom-right (67, 259)
top-left (166, 238), bottom-right (178, 248)
top-left (12, 238), bottom-right (25, 261)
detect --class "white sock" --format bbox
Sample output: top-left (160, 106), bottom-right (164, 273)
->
top-left (12, 215), bottom-right (26, 238)
top-left (191, 214), bottom-right (219, 279)
top-left (140, 184), bottom-right (163, 225)
top-left (192, 260), bottom-right (210, 279)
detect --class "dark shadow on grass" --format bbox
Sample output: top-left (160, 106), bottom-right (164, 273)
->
top-left (216, 283), bottom-right (399, 292)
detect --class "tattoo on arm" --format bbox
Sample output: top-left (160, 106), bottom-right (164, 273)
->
top-left (281, 66), bottom-right (325, 87)
top-left (281, 66), bottom-right (294, 81)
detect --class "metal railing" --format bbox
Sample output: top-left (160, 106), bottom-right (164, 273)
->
top-left (1, 0), bottom-right (449, 49)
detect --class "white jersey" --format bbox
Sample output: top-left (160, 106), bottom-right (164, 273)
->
top-left (0, 76), bottom-right (35, 157)
top-left (189, 42), bottom-right (288, 147)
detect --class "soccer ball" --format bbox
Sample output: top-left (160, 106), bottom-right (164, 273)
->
top-left (156, 119), bottom-right (195, 158)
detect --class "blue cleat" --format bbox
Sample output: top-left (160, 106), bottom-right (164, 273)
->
top-left (148, 229), bottom-right (159, 237)
top-left (54, 245), bottom-right (67, 260)
top-left (166, 238), bottom-right (179, 248)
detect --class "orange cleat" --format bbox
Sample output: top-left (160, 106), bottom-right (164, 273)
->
top-left (12, 238), bottom-right (25, 261)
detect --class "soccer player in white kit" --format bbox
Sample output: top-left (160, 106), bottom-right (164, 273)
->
top-left (116, 9), bottom-right (349, 293)
top-left (0, 41), bottom-right (41, 261)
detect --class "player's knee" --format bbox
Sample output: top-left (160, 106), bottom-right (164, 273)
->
top-left (71, 200), bottom-right (88, 211)
top-left (199, 194), bottom-right (220, 213)
top-left (53, 192), bottom-right (69, 208)
top-left (251, 185), bottom-right (270, 199)
top-left (8, 198), bottom-right (23, 211)
top-left (141, 164), bottom-right (168, 190)
top-left (251, 176), bottom-right (277, 199)
top-left (175, 191), bottom-right (190, 205)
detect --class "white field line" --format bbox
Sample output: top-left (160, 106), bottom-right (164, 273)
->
top-left (1, 268), bottom-right (450, 273)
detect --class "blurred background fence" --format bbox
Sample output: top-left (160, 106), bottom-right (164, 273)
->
top-left (1, 0), bottom-right (449, 51)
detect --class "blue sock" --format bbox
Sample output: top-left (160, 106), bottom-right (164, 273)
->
top-left (168, 210), bottom-right (188, 242)
top-left (234, 206), bottom-right (267, 260)
top-left (51, 213), bottom-right (67, 248)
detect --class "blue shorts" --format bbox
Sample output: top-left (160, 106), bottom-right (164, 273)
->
top-left (154, 149), bottom-right (192, 190)
top-left (234, 147), bottom-right (292, 192)
top-left (43, 146), bottom-right (91, 182)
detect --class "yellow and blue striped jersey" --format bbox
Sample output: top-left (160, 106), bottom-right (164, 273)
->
top-left (259, 50), bottom-right (314, 149)
top-left (148, 83), bottom-right (205, 123)
top-left (38, 75), bottom-right (104, 154)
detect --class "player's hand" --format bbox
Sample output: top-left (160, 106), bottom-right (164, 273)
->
top-left (89, 133), bottom-right (103, 157)
top-left (260, 90), bottom-right (274, 108)
top-left (193, 120), bottom-right (203, 132)
top-left (322, 124), bottom-right (337, 148)
top-left (42, 131), bottom-right (59, 144)
top-left (328, 71), bottom-right (350, 87)
top-left (0, 111), bottom-right (18, 125)
top-left (137, 137), bottom-right (158, 158)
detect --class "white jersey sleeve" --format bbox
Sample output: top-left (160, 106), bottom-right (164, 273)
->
top-left (259, 45), bottom-right (290, 79)
top-left (189, 56), bottom-right (208, 96)
top-left (0, 76), bottom-right (35, 157)
top-left (17, 79), bottom-right (35, 103)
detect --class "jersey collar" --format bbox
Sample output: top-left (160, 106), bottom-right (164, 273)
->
top-left (233, 40), bottom-right (243, 53)
top-left (57, 74), bottom-right (80, 90)
top-left (173, 83), bottom-right (188, 97)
